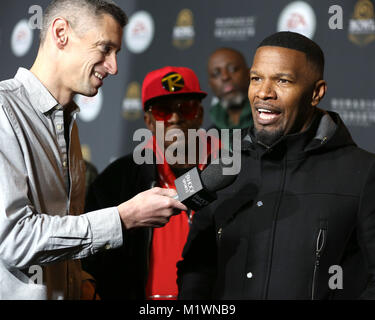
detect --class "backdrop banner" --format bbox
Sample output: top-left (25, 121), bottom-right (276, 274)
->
top-left (1, 0), bottom-right (374, 172)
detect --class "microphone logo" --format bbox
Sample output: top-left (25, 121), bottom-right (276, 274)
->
top-left (182, 173), bottom-right (195, 194)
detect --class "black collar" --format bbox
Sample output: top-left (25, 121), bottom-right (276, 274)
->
top-left (241, 109), bottom-right (339, 160)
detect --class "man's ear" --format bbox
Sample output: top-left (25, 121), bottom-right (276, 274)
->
top-left (144, 112), bottom-right (156, 134)
top-left (51, 17), bottom-right (69, 49)
top-left (311, 80), bottom-right (327, 107)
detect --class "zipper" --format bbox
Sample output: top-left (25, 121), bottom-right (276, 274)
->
top-left (311, 226), bottom-right (326, 300)
top-left (217, 227), bottom-right (223, 244)
top-left (186, 209), bottom-right (193, 226)
top-left (263, 156), bottom-right (287, 299)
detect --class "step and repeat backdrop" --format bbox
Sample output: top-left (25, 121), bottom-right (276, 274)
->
top-left (1, 0), bottom-right (374, 171)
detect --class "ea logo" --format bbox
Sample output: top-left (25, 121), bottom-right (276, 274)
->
top-left (75, 89), bottom-right (103, 122)
top-left (11, 19), bottom-right (34, 57)
top-left (125, 11), bottom-right (155, 54)
top-left (162, 73), bottom-right (185, 93)
top-left (277, 1), bottom-right (316, 39)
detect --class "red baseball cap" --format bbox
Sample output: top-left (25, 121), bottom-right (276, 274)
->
top-left (142, 66), bottom-right (207, 109)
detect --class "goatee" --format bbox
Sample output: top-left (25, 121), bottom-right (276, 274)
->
top-left (254, 127), bottom-right (283, 147)
top-left (221, 92), bottom-right (247, 110)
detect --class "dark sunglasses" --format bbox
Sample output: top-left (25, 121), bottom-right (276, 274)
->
top-left (147, 100), bottom-right (201, 121)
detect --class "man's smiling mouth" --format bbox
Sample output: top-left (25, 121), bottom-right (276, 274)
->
top-left (94, 72), bottom-right (104, 80)
top-left (255, 104), bottom-right (282, 125)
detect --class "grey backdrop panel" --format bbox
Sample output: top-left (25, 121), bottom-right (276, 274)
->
top-left (1, 0), bottom-right (374, 172)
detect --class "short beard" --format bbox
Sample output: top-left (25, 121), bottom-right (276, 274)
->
top-left (254, 127), bottom-right (283, 147)
top-left (221, 92), bottom-right (246, 110)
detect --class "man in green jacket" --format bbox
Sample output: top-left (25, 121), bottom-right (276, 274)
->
top-left (207, 47), bottom-right (253, 130)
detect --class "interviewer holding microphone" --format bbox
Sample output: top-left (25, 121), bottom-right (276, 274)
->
top-left (0, 0), bottom-right (186, 300)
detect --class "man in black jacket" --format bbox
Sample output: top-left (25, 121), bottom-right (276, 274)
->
top-left (177, 31), bottom-right (375, 300)
top-left (83, 66), bottom-right (220, 299)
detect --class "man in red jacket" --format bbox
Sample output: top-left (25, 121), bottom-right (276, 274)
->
top-left (83, 66), bottom-right (220, 299)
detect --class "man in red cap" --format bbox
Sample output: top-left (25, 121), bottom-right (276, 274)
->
top-left (83, 66), bottom-right (219, 300)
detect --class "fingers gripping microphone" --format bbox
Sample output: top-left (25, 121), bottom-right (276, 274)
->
top-left (173, 159), bottom-right (238, 211)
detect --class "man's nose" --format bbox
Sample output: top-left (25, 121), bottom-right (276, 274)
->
top-left (104, 53), bottom-right (118, 75)
top-left (220, 68), bottom-right (231, 81)
top-left (256, 80), bottom-right (276, 100)
top-left (167, 110), bottom-right (182, 124)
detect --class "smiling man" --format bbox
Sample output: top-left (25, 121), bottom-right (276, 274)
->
top-left (249, 37), bottom-right (326, 146)
top-left (177, 32), bottom-right (375, 300)
top-left (0, 0), bottom-right (186, 300)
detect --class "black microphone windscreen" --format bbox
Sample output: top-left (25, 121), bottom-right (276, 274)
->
top-left (200, 158), bottom-right (238, 193)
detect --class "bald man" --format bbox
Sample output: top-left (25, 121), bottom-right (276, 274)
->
top-left (207, 48), bottom-right (253, 130)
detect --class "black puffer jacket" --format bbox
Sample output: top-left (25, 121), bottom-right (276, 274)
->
top-left (178, 110), bottom-right (375, 300)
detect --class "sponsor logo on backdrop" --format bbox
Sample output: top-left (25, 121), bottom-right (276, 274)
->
top-left (11, 19), bottom-right (34, 57)
top-left (122, 82), bottom-right (143, 120)
top-left (214, 16), bottom-right (256, 41)
top-left (331, 97), bottom-right (375, 127)
top-left (348, 0), bottom-right (375, 46)
top-left (81, 144), bottom-right (92, 162)
top-left (125, 11), bottom-right (155, 54)
top-left (277, 1), bottom-right (316, 39)
top-left (173, 9), bottom-right (195, 49)
top-left (75, 89), bottom-right (103, 122)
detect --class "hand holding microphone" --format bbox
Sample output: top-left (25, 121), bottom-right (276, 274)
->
top-left (117, 157), bottom-right (238, 230)
top-left (117, 187), bottom-right (187, 229)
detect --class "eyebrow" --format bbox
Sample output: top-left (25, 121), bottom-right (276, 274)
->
top-left (275, 72), bottom-right (295, 79)
top-left (250, 70), bottom-right (296, 80)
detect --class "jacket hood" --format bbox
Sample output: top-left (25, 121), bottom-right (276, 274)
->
top-left (314, 111), bottom-right (356, 151)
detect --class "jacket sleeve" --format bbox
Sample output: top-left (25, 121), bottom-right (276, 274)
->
top-left (177, 208), bottom-right (217, 299)
top-left (0, 105), bottom-right (123, 269)
top-left (357, 161), bottom-right (375, 299)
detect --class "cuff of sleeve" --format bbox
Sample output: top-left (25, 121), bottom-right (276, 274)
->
top-left (85, 207), bottom-right (123, 254)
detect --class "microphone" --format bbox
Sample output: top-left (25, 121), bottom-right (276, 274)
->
top-left (173, 158), bottom-right (238, 211)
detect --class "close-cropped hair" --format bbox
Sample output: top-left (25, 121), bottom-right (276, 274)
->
top-left (258, 31), bottom-right (325, 78)
top-left (39, 0), bottom-right (128, 44)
